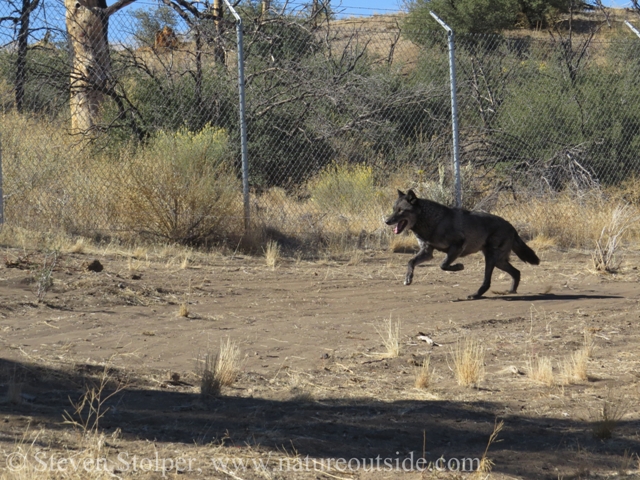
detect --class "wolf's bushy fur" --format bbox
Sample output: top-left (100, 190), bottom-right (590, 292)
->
top-left (385, 190), bottom-right (539, 299)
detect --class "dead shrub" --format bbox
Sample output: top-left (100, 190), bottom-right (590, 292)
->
top-left (591, 203), bottom-right (640, 273)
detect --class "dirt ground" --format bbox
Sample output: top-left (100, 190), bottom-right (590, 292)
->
top-left (0, 243), bottom-right (639, 479)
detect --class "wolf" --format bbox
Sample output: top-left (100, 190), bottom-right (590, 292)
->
top-left (385, 190), bottom-right (540, 299)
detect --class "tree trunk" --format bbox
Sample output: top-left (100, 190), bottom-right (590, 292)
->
top-left (65, 0), bottom-right (111, 134)
top-left (212, 0), bottom-right (225, 64)
top-left (15, 0), bottom-right (40, 112)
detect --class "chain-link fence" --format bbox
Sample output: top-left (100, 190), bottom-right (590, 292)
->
top-left (2, 1), bottom-right (640, 246)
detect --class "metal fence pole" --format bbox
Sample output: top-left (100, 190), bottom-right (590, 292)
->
top-left (224, 0), bottom-right (250, 232)
top-left (430, 11), bottom-right (462, 208)
top-left (625, 20), bottom-right (640, 38)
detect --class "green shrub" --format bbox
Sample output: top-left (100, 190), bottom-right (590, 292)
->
top-left (307, 162), bottom-right (379, 214)
top-left (115, 124), bottom-right (241, 244)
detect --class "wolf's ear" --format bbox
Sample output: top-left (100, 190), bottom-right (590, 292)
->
top-left (406, 189), bottom-right (418, 204)
top-left (397, 189), bottom-right (405, 197)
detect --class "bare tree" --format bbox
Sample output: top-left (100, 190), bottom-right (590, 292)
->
top-left (1, 0), bottom-right (42, 112)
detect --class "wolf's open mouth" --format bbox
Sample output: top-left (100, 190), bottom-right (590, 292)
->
top-left (394, 219), bottom-right (408, 234)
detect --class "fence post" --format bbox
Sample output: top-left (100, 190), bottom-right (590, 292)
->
top-left (429, 11), bottom-right (461, 208)
top-left (224, 0), bottom-right (250, 232)
top-left (624, 20), bottom-right (640, 38)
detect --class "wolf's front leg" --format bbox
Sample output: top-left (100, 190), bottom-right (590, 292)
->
top-left (405, 241), bottom-right (434, 285)
top-left (440, 243), bottom-right (465, 272)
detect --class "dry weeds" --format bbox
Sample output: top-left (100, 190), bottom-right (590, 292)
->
top-left (592, 203), bottom-right (640, 273)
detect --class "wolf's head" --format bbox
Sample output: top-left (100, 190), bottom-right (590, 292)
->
top-left (385, 189), bottom-right (420, 234)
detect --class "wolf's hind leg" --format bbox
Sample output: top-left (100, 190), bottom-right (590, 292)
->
top-left (440, 243), bottom-right (464, 272)
top-left (496, 259), bottom-right (521, 294)
top-left (468, 254), bottom-right (496, 299)
top-left (404, 241), bottom-right (433, 286)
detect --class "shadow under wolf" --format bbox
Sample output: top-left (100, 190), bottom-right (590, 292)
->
top-left (385, 190), bottom-right (540, 299)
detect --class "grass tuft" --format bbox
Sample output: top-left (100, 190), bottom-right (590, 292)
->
top-left (264, 240), bottom-right (281, 269)
top-left (592, 390), bottom-right (629, 440)
top-left (200, 338), bottom-right (241, 398)
top-left (527, 355), bottom-right (554, 386)
top-left (560, 348), bottom-right (589, 385)
top-left (374, 316), bottom-right (401, 358)
top-left (452, 337), bottom-right (485, 387)
top-left (414, 355), bottom-right (434, 389)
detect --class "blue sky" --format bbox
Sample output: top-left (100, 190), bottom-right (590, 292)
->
top-left (104, 0), bottom-right (635, 19)
top-left (296, 0), bottom-right (632, 18)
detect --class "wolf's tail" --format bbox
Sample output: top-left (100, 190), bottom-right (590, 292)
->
top-left (513, 234), bottom-right (540, 265)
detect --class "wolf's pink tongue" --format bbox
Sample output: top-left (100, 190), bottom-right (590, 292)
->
top-left (394, 225), bottom-right (400, 234)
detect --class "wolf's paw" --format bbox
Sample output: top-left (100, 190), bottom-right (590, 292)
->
top-left (467, 293), bottom-right (483, 300)
top-left (404, 277), bottom-right (413, 286)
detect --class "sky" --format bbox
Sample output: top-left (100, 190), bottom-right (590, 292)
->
top-left (290, 0), bottom-right (632, 18)
top-left (101, 0), bottom-right (636, 19)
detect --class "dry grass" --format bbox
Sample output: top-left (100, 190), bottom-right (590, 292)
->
top-left (178, 302), bottom-right (190, 317)
top-left (35, 251), bottom-right (58, 303)
top-left (200, 338), bottom-right (242, 398)
top-left (374, 316), bottom-right (401, 358)
top-left (414, 355), bottom-right (434, 389)
top-left (583, 329), bottom-right (596, 357)
top-left (498, 192), bottom-right (640, 250)
top-left (264, 240), bottom-right (281, 269)
top-left (526, 355), bottom-right (555, 386)
top-left (451, 337), bottom-right (485, 387)
top-left (560, 348), bottom-right (589, 385)
top-left (0, 430), bottom-right (115, 480)
top-left (591, 390), bottom-right (629, 440)
top-left (389, 232), bottom-right (417, 252)
top-left (69, 237), bottom-right (88, 254)
top-left (3, 375), bottom-right (23, 405)
top-left (476, 419), bottom-right (504, 476)
top-left (528, 234), bottom-right (557, 251)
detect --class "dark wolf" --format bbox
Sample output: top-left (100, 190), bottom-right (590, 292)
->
top-left (385, 190), bottom-right (540, 299)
